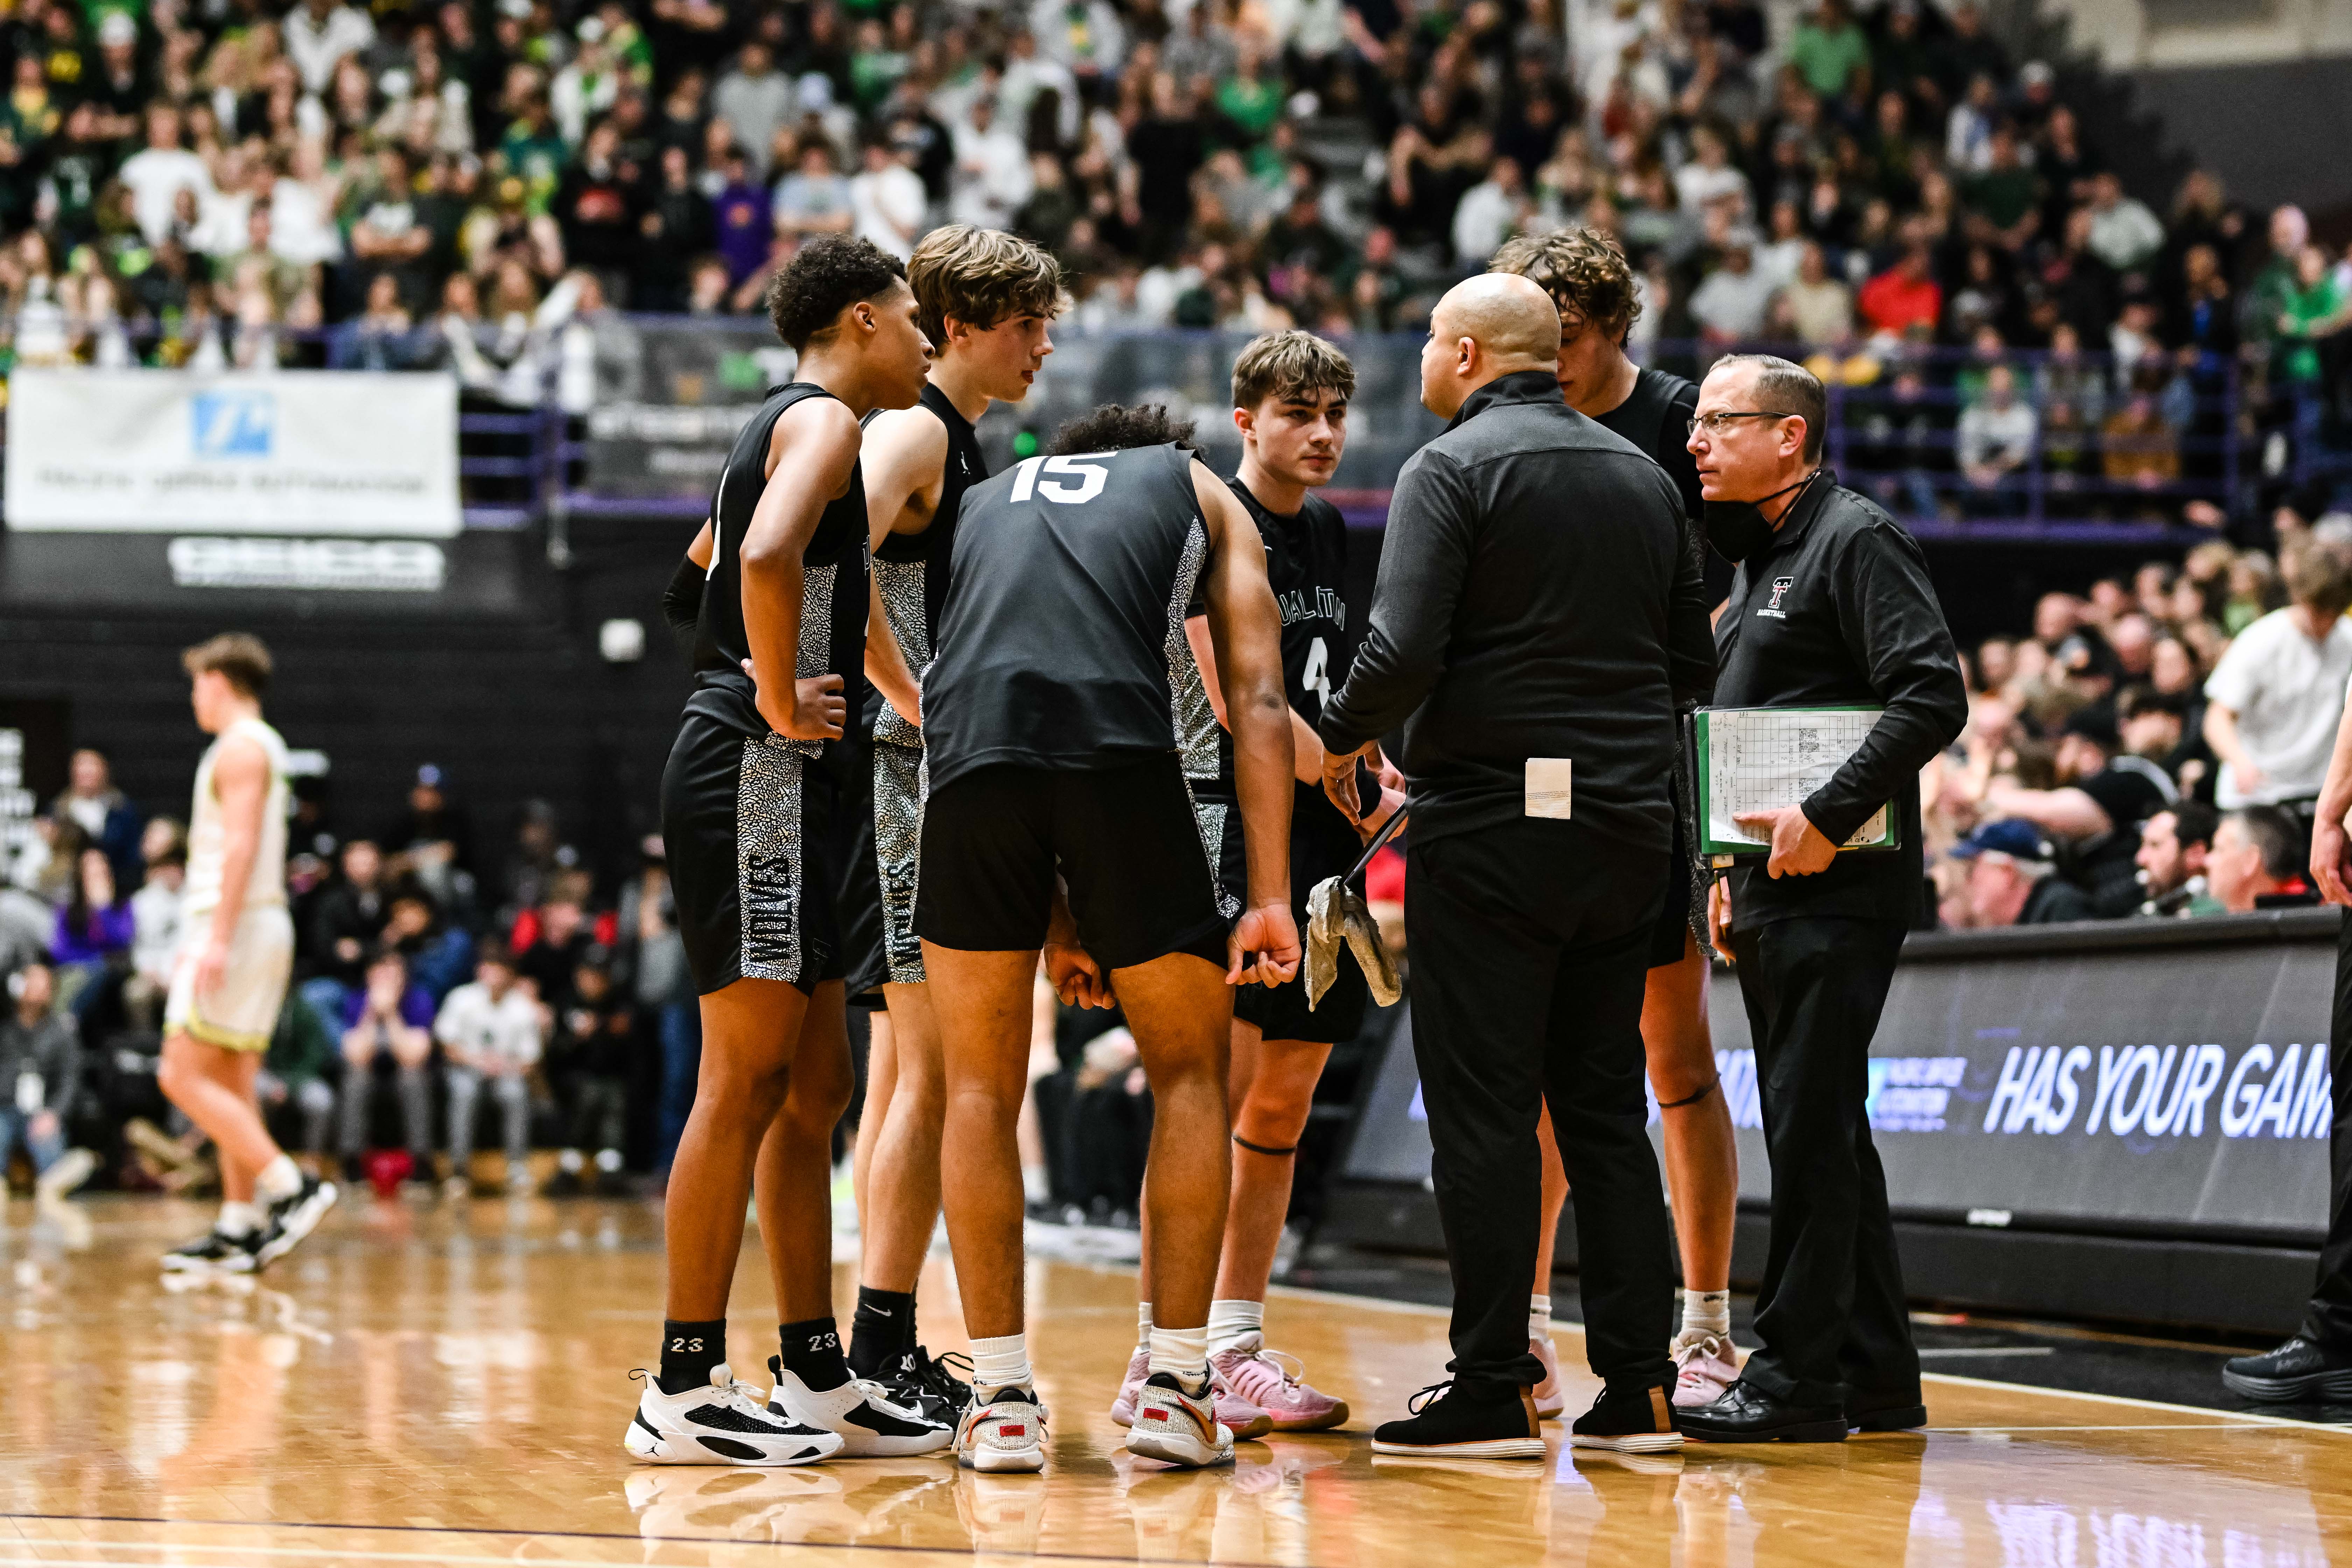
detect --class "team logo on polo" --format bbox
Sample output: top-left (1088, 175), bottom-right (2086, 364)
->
top-left (1769, 577), bottom-right (1793, 611)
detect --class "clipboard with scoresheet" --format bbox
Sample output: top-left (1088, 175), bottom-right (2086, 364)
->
top-left (1690, 705), bottom-right (1900, 867)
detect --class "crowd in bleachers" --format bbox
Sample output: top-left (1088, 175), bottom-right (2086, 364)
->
top-left (1925, 521), bottom-right (2352, 928)
top-left (0, 754), bottom-right (703, 1199)
top-left (1, 0), bottom-right (2347, 517)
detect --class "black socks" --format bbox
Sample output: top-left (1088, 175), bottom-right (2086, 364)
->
top-left (658, 1319), bottom-right (726, 1395)
top-left (848, 1287), bottom-right (917, 1379)
top-left (780, 1316), bottom-right (852, 1392)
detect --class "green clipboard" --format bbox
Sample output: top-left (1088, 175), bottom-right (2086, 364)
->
top-left (1691, 705), bottom-right (1901, 867)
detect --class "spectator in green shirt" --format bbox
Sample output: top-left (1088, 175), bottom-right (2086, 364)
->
top-left (1788, 0), bottom-right (1871, 100)
top-left (2276, 244), bottom-right (2347, 387)
top-left (1216, 45), bottom-right (1283, 141)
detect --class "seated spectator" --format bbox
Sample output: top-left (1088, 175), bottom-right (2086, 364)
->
top-left (381, 883), bottom-right (475, 1003)
top-left (774, 138), bottom-right (854, 238)
top-left (48, 748), bottom-right (142, 889)
top-left (1950, 820), bottom-right (2095, 926)
top-left (2100, 365), bottom-right (2180, 493)
top-left (1956, 363), bottom-right (2036, 514)
top-left (435, 943), bottom-right (545, 1197)
top-left (2084, 170), bottom-right (2165, 274)
top-left (1980, 708), bottom-right (2176, 916)
top-left (126, 818), bottom-right (187, 1034)
top-left (2207, 806), bottom-right (2317, 914)
top-left (544, 947), bottom-right (636, 1195)
top-left (0, 963), bottom-right (94, 1199)
top-left (1857, 242), bottom-right (1941, 340)
top-left (1775, 241), bottom-right (1852, 347)
top-left (305, 838), bottom-right (387, 1026)
top-left (380, 764), bottom-right (476, 913)
top-left (2203, 537), bottom-right (2352, 809)
top-left (1688, 231), bottom-right (1774, 343)
top-left (512, 870), bottom-right (604, 1009)
top-left (336, 947), bottom-right (437, 1187)
top-left (2135, 803), bottom-right (2222, 917)
top-left (50, 847), bottom-right (134, 1015)
top-left (257, 990), bottom-right (339, 1167)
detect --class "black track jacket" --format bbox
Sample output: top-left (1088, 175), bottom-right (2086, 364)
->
top-left (1318, 370), bottom-right (1716, 850)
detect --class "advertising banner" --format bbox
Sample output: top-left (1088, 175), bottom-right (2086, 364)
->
top-left (1342, 914), bottom-right (2337, 1244)
top-left (5, 368), bottom-right (461, 535)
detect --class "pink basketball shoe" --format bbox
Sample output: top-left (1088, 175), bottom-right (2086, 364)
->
top-left (1209, 1344), bottom-right (1349, 1433)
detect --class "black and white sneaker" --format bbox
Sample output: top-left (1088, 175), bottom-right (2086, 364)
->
top-left (2221, 1337), bottom-right (2352, 1403)
top-left (625, 1363), bottom-right (844, 1466)
top-left (876, 1346), bottom-right (974, 1426)
top-left (766, 1357), bottom-right (953, 1456)
top-left (161, 1227), bottom-right (264, 1274)
top-left (254, 1176), bottom-right (339, 1267)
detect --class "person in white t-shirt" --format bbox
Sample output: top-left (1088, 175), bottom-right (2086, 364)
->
top-left (2205, 538), bottom-right (2352, 808)
top-left (850, 139), bottom-right (926, 260)
top-left (117, 104), bottom-right (213, 247)
top-left (435, 945), bottom-right (547, 1196)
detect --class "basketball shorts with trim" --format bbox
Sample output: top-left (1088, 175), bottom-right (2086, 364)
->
top-left (662, 711), bottom-right (852, 996)
top-left (1647, 802), bottom-right (1701, 970)
top-left (846, 739), bottom-right (926, 993)
top-left (915, 753), bottom-right (1229, 973)
top-left (165, 903), bottom-right (294, 1052)
top-left (1207, 781), bottom-right (1370, 1046)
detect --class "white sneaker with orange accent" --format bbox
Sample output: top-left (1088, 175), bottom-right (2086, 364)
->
top-left (1125, 1372), bottom-right (1235, 1469)
top-left (956, 1387), bottom-right (1047, 1473)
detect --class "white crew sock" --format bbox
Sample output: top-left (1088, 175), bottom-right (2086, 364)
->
top-left (1148, 1324), bottom-right (1210, 1387)
top-left (217, 1200), bottom-right (262, 1237)
top-left (254, 1154), bottom-right (302, 1204)
top-left (1136, 1300), bottom-right (1154, 1351)
top-left (1207, 1299), bottom-right (1265, 1359)
top-left (1529, 1293), bottom-right (1552, 1342)
top-left (1681, 1288), bottom-right (1731, 1341)
top-left (969, 1333), bottom-right (1032, 1395)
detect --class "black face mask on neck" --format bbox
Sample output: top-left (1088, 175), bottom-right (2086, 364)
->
top-left (1702, 469), bottom-right (1821, 564)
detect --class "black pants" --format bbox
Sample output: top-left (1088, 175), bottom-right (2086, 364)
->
top-left (1405, 817), bottom-right (1673, 1399)
top-left (1728, 915), bottom-right (1919, 1409)
top-left (2299, 908), bottom-right (2352, 1346)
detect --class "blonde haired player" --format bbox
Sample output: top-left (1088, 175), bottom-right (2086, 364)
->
top-left (158, 633), bottom-right (338, 1273)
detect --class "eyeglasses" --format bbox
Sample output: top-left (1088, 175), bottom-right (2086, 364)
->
top-left (1685, 411), bottom-right (1794, 436)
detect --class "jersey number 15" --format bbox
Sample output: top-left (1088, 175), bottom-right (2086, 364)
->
top-left (1009, 454), bottom-right (1110, 506)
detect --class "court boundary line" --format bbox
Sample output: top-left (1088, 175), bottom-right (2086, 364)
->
top-left (0, 1513), bottom-right (1292, 1568)
top-left (1263, 1278), bottom-right (2352, 1438)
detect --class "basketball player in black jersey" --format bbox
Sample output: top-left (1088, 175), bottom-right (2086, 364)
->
top-left (841, 226), bottom-right (1063, 1421)
top-left (1490, 227), bottom-right (1740, 1409)
top-left (629, 236), bottom-right (949, 1468)
top-left (917, 405), bottom-right (1298, 1472)
top-left (1109, 332), bottom-right (1405, 1436)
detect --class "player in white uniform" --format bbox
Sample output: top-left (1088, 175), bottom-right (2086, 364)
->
top-left (158, 634), bottom-right (338, 1273)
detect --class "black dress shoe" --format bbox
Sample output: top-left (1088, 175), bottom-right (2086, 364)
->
top-left (2221, 1337), bottom-right (2352, 1403)
top-left (1370, 1380), bottom-right (1546, 1459)
top-left (1569, 1382), bottom-right (1681, 1453)
top-left (1678, 1378), bottom-right (1847, 1443)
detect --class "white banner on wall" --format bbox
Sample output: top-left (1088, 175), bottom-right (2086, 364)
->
top-left (5, 368), bottom-right (462, 536)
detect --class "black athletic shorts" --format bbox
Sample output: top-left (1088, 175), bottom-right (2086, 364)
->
top-left (1648, 804), bottom-right (1700, 969)
top-left (915, 753), bottom-right (1229, 973)
top-left (1208, 781), bottom-right (1369, 1046)
top-left (844, 739), bottom-right (923, 1003)
top-left (661, 709), bottom-right (863, 996)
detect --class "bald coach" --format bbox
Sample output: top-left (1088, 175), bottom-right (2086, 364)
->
top-left (1318, 274), bottom-right (1716, 1457)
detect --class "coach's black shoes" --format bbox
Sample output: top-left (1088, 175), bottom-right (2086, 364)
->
top-left (1369, 1380), bottom-right (1546, 1459)
top-left (1847, 1396), bottom-right (1928, 1432)
top-left (2222, 1337), bottom-right (2352, 1403)
top-left (1568, 1382), bottom-right (1683, 1453)
top-left (1678, 1379), bottom-right (1848, 1443)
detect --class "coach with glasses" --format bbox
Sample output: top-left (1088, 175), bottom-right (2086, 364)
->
top-left (1676, 354), bottom-right (1967, 1444)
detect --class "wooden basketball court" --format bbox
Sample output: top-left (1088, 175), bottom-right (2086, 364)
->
top-left (2, 1196), bottom-right (2346, 1566)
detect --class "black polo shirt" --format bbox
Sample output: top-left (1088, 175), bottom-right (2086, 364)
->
top-left (1711, 473), bottom-right (1968, 931)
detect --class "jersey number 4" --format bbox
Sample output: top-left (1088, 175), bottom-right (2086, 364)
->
top-left (1302, 637), bottom-right (1330, 705)
top-left (1009, 454), bottom-right (1110, 505)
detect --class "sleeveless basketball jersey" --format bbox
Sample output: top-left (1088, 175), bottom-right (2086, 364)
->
top-left (688, 382), bottom-right (870, 764)
top-left (869, 382), bottom-right (987, 749)
top-left (183, 715), bottom-right (290, 914)
top-left (925, 442), bottom-right (1210, 793)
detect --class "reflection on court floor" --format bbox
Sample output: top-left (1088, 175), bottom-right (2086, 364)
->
top-left (1, 1196), bottom-right (2345, 1566)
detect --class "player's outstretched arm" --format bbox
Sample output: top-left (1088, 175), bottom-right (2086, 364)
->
top-left (741, 398), bottom-right (862, 741)
top-left (1194, 460), bottom-right (1297, 987)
